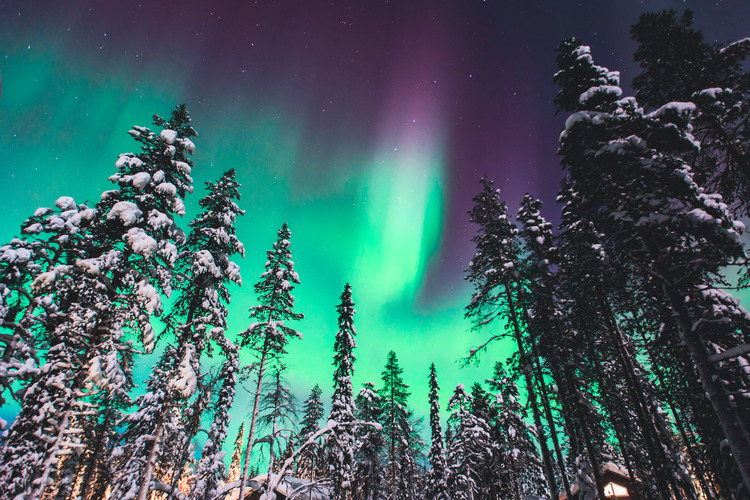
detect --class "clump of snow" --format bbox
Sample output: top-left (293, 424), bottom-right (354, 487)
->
top-left (194, 250), bottom-right (222, 278)
top-left (129, 172), bottom-right (151, 191)
top-left (76, 258), bottom-right (102, 275)
top-left (55, 196), bottom-right (77, 211)
top-left (33, 207), bottom-right (51, 217)
top-left (172, 160), bottom-right (192, 176)
top-left (177, 137), bottom-right (196, 154)
top-left (85, 357), bottom-right (103, 388)
top-left (169, 345), bottom-right (198, 397)
top-left (160, 129), bottom-right (178, 144)
top-left (125, 228), bottom-right (157, 257)
top-left (31, 265), bottom-right (70, 292)
top-left (227, 261), bottom-right (242, 285)
top-left (100, 190), bottom-right (119, 201)
top-left (136, 280), bottom-right (161, 315)
top-left (646, 101), bottom-right (697, 123)
top-left (156, 182), bottom-right (177, 196)
top-left (1, 247), bottom-right (31, 264)
top-left (23, 223), bottom-right (43, 234)
top-left (107, 202), bottom-right (143, 226)
top-left (579, 85), bottom-right (622, 105)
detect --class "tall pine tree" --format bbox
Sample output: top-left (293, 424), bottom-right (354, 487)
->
top-left (325, 284), bottom-right (358, 500)
top-left (237, 223), bottom-right (303, 500)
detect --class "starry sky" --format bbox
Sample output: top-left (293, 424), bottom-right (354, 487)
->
top-left (2, 0), bottom-right (750, 453)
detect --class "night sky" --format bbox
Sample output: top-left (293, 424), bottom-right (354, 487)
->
top-left (2, 0), bottom-right (750, 450)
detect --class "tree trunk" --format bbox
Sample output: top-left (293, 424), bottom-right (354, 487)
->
top-left (135, 408), bottom-right (167, 500)
top-left (529, 329), bottom-right (573, 500)
top-left (77, 408), bottom-right (113, 500)
top-left (504, 283), bottom-right (559, 500)
top-left (238, 345), bottom-right (270, 500)
top-left (598, 293), bottom-right (679, 500)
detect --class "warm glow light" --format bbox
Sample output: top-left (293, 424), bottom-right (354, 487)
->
top-left (604, 482), bottom-right (629, 497)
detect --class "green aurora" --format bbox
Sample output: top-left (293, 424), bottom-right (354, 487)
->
top-left (0, 31), bottom-right (501, 448)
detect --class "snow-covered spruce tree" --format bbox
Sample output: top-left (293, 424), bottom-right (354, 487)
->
top-left (0, 106), bottom-right (197, 499)
top-left (425, 363), bottom-right (448, 500)
top-left (555, 37), bottom-right (750, 492)
top-left (237, 222), bottom-right (303, 500)
top-left (464, 177), bottom-right (557, 499)
top-left (379, 350), bottom-right (412, 499)
top-left (630, 10), bottom-right (750, 217)
top-left (0, 198), bottom-right (97, 411)
top-left (353, 382), bottom-right (384, 500)
top-left (227, 422), bottom-right (245, 483)
top-left (398, 415), bottom-right (426, 500)
top-left (467, 383), bottom-right (501, 497)
top-left (486, 363), bottom-right (546, 500)
top-left (190, 330), bottom-right (240, 500)
top-left (324, 283), bottom-right (358, 500)
top-left (297, 384), bottom-right (325, 480)
top-left (110, 168), bottom-right (244, 500)
top-left (162, 168), bottom-right (245, 489)
top-left (515, 194), bottom-right (575, 500)
top-left (0, 197), bottom-right (98, 497)
top-left (445, 384), bottom-right (491, 500)
top-left (556, 203), bottom-right (691, 500)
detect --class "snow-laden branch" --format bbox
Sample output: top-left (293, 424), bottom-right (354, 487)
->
top-left (151, 481), bottom-right (189, 500)
top-left (219, 418), bottom-right (380, 500)
top-left (707, 343), bottom-right (750, 364)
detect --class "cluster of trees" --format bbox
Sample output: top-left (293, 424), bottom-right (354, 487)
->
top-left (0, 105), bottom-right (252, 499)
top-left (463, 10), bottom-right (750, 500)
top-left (0, 100), bottom-right (542, 500)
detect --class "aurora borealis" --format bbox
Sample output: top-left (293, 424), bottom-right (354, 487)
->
top-left (2, 0), bottom-right (750, 448)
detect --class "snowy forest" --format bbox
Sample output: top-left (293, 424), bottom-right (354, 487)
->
top-left (1, 9), bottom-right (750, 500)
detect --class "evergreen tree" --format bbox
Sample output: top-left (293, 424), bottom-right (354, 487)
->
top-left (353, 382), bottom-right (384, 500)
top-left (445, 384), bottom-right (491, 500)
top-left (236, 222), bottom-right (303, 500)
top-left (191, 331), bottom-right (240, 500)
top-left (297, 384), bottom-right (325, 480)
top-left (516, 193), bottom-right (575, 499)
top-left (379, 351), bottom-right (412, 499)
top-left (257, 364), bottom-right (297, 482)
top-left (487, 363), bottom-right (546, 500)
top-left (630, 10), bottom-right (750, 216)
top-left (425, 363), bottom-right (448, 500)
top-left (325, 284), bottom-right (358, 500)
top-left (227, 422), bottom-right (245, 484)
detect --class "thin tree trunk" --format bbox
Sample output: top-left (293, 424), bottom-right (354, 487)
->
top-left (77, 407), bottom-right (113, 500)
top-left (589, 331), bottom-right (642, 500)
top-left (504, 283), bottom-right (559, 500)
top-left (135, 409), bottom-right (167, 500)
top-left (238, 345), bottom-right (270, 500)
top-left (646, 349), bottom-right (717, 500)
top-left (598, 293), bottom-right (678, 500)
top-left (529, 331), bottom-right (573, 500)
